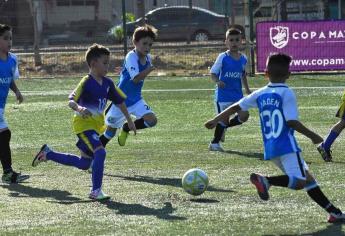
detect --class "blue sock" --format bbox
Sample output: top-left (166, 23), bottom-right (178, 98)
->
top-left (91, 148), bottom-right (106, 191)
top-left (46, 151), bottom-right (92, 170)
top-left (324, 130), bottom-right (339, 151)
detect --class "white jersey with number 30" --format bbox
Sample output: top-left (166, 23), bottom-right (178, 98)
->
top-left (239, 83), bottom-right (301, 160)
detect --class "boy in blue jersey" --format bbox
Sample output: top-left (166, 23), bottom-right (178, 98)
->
top-left (99, 25), bottom-right (157, 147)
top-left (209, 27), bottom-right (251, 152)
top-left (317, 91), bottom-right (345, 162)
top-left (32, 44), bottom-right (136, 200)
top-left (0, 24), bottom-right (29, 183)
top-left (205, 53), bottom-right (345, 223)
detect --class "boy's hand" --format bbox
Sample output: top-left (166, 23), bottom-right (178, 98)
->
top-left (204, 119), bottom-right (218, 129)
top-left (78, 107), bottom-right (92, 118)
top-left (114, 66), bottom-right (122, 74)
top-left (216, 81), bottom-right (226, 88)
top-left (15, 90), bottom-right (23, 104)
top-left (127, 120), bottom-right (137, 135)
top-left (148, 65), bottom-right (155, 72)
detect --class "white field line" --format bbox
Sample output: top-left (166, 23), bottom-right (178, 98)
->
top-left (19, 86), bottom-right (344, 96)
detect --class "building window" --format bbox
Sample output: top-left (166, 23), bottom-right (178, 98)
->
top-left (56, 0), bottom-right (70, 6)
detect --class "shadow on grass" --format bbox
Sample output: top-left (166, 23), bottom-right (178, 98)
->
top-left (224, 150), bottom-right (264, 159)
top-left (105, 174), bottom-right (235, 193)
top-left (190, 198), bottom-right (219, 203)
top-left (50, 199), bottom-right (186, 220)
top-left (1, 183), bottom-right (81, 202)
top-left (263, 222), bottom-right (345, 236)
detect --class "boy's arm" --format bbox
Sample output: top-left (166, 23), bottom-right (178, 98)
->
top-left (68, 100), bottom-right (92, 118)
top-left (9, 81), bottom-right (23, 104)
top-left (241, 72), bottom-right (251, 95)
top-left (132, 65), bottom-right (155, 84)
top-left (116, 102), bottom-right (137, 135)
top-left (205, 104), bottom-right (241, 129)
top-left (211, 73), bottom-right (225, 88)
top-left (287, 120), bottom-right (323, 144)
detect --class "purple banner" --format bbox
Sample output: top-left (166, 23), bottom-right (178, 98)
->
top-left (256, 21), bottom-right (345, 72)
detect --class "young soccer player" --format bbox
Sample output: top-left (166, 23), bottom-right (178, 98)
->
top-left (32, 44), bottom-right (136, 200)
top-left (208, 27), bottom-right (251, 152)
top-left (205, 53), bottom-right (345, 223)
top-left (0, 24), bottom-right (29, 183)
top-left (99, 25), bottom-right (157, 148)
top-left (317, 91), bottom-right (345, 162)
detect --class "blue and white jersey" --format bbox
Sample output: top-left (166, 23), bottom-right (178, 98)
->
top-left (210, 52), bottom-right (247, 103)
top-left (239, 83), bottom-right (301, 160)
top-left (0, 52), bottom-right (19, 109)
top-left (118, 50), bottom-right (152, 107)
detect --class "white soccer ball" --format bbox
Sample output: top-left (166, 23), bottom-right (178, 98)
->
top-left (182, 168), bottom-right (209, 196)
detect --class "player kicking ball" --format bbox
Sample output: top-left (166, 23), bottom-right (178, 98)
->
top-left (205, 53), bottom-right (345, 223)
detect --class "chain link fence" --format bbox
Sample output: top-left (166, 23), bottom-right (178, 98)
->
top-left (0, 0), bottom-right (334, 77)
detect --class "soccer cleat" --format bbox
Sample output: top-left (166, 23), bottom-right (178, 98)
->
top-left (208, 143), bottom-right (224, 152)
top-left (317, 143), bottom-right (333, 162)
top-left (250, 173), bottom-right (270, 201)
top-left (89, 188), bottom-right (110, 201)
top-left (118, 130), bottom-right (128, 146)
top-left (32, 144), bottom-right (51, 167)
top-left (328, 212), bottom-right (345, 223)
top-left (2, 171), bottom-right (30, 184)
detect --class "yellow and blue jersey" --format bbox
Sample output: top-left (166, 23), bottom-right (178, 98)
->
top-left (69, 74), bottom-right (126, 134)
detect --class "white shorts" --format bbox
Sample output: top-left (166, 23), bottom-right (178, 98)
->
top-left (0, 109), bottom-right (8, 129)
top-left (214, 101), bottom-right (234, 114)
top-left (271, 152), bottom-right (309, 180)
top-left (105, 99), bottom-right (154, 128)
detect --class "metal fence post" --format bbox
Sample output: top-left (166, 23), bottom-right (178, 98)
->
top-left (122, 0), bottom-right (127, 57)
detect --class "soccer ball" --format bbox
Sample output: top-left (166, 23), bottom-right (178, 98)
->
top-left (182, 168), bottom-right (209, 196)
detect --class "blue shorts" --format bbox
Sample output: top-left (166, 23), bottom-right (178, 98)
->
top-left (76, 130), bottom-right (102, 157)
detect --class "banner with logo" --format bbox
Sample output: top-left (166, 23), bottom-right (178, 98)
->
top-left (256, 21), bottom-right (345, 72)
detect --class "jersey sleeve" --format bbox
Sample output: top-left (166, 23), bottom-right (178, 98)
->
top-left (210, 53), bottom-right (225, 75)
top-left (238, 89), bottom-right (259, 111)
top-left (282, 89), bottom-right (299, 121)
top-left (11, 53), bottom-right (20, 80)
top-left (108, 80), bottom-right (126, 105)
top-left (124, 51), bottom-right (139, 79)
top-left (69, 76), bottom-right (88, 102)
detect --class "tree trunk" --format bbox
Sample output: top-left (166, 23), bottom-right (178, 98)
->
top-left (28, 0), bottom-right (42, 67)
top-left (137, 0), bottom-right (145, 25)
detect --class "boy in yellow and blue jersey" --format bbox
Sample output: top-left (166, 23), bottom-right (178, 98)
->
top-left (209, 27), bottom-right (251, 152)
top-left (0, 24), bottom-right (29, 183)
top-left (32, 44), bottom-right (136, 200)
top-left (205, 53), bottom-right (345, 223)
top-left (317, 91), bottom-right (345, 162)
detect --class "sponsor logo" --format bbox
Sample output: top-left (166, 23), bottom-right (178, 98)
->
top-left (270, 26), bottom-right (289, 49)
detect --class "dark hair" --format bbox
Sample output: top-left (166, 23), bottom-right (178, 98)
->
top-left (267, 53), bottom-right (292, 79)
top-left (133, 24), bottom-right (157, 42)
top-left (0, 24), bottom-right (11, 36)
top-left (85, 43), bottom-right (110, 66)
top-left (226, 27), bottom-right (242, 38)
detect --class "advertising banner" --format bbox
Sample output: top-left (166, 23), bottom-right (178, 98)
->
top-left (256, 21), bottom-right (345, 72)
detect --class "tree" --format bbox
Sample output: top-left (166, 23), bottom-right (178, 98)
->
top-left (28, 0), bottom-right (42, 67)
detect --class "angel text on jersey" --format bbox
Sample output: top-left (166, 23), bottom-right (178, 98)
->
top-left (0, 77), bottom-right (12, 84)
top-left (224, 72), bottom-right (242, 79)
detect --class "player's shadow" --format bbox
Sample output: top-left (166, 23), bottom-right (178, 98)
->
top-left (224, 150), bottom-right (264, 159)
top-left (263, 222), bottom-right (344, 236)
top-left (104, 174), bottom-right (235, 193)
top-left (50, 199), bottom-right (186, 220)
top-left (102, 201), bottom-right (186, 220)
top-left (1, 183), bottom-right (82, 202)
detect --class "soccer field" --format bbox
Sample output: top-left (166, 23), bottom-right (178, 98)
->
top-left (1, 75), bottom-right (345, 235)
